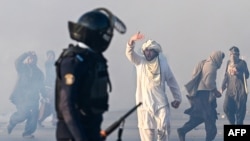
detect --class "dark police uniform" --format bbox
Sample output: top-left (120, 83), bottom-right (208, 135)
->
top-left (55, 45), bottom-right (111, 141)
top-left (54, 6), bottom-right (126, 141)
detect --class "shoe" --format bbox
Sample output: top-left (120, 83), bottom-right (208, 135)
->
top-left (23, 134), bottom-right (35, 139)
top-left (7, 124), bottom-right (15, 134)
top-left (177, 128), bottom-right (185, 141)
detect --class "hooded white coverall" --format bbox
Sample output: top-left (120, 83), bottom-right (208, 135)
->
top-left (126, 41), bottom-right (182, 141)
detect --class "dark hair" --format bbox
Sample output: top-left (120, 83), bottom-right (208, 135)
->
top-left (229, 46), bottom-right (240, 54)
top-left (222, 52), bottom-right (225, 59)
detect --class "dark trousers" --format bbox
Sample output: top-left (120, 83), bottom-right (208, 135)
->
top-left (178, 90), bottom-right (217, 141)
top-left (223, 93), bottom-right (247, 124)
top-left (179, 115), bottom-right (217, 141)
top-left (38, 100), bottom-right (57, 124)
top-left (56, 114), bottom-right (103, 141)
top-left (9, 103), bottom-right (39, 136)
top-left (39, 87), bottom-right (57, 124)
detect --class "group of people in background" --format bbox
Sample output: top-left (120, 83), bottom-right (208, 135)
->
top-left (126, 32), bottom-right (249, 141)
top-left (177, 46), bottom-right (249, 141)
top-left (5, 7), bottom-right (249, 141)
top-left (7, 50), bottom-right (57, 138)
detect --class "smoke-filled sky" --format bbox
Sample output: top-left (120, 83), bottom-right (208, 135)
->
top-left (1, 0), bottom-right (250, 114)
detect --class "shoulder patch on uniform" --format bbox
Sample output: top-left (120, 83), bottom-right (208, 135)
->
top-left (76, 54), bottom-right (84, 62)
top-left (64, 73), bottom-right (75, 85)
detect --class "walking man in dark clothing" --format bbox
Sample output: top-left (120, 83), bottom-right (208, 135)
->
top-left (221, 46), bottom-right (249, 125)
top-left (8, 51), bottom-right (46, 138)
top-left (178, 51), bottom-right (225, 141)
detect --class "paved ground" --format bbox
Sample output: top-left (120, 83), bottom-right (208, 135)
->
top-left (0, 113), bottom-right (243, 141)
top-left (0, 102), bottom-right (249, 141)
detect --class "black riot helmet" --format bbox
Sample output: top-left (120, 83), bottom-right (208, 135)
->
top-left (68, 7), bottom-right (126, 53)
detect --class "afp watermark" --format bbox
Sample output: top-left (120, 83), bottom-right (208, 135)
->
top-left (224, 125), bottom-right (250, 140)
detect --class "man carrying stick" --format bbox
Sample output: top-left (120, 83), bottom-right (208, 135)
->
top-left (220, 46), bottom-right (249, 125)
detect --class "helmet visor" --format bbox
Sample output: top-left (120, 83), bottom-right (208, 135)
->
top-left (93, 7), bottom-right (126, 34)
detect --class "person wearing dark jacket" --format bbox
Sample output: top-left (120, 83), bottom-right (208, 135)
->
top-left (220, 46), bottom-right (249, 125)
top-left (55, 7), bottom-right (126, 141)
top-left (8, 51), bottom-right (46, 138)
top-left (178, 51), bottom-right (225, 141)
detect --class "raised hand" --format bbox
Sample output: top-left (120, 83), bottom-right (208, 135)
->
top-left (128, 31), bottom-right (144, 45)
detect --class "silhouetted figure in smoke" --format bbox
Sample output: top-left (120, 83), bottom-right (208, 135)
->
top-left (38, 50), bottom-right (57, 127)
top-left (8, 51), bottom-right (46, 139)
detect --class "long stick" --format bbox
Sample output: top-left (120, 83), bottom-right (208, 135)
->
top-left (100, 102), bottom-right (142, 140)
top-left (241, 56), bottom-right (248, 94)
top-left (243, 72), bottom-right (248, 94)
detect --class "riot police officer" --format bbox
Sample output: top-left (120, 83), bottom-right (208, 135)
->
top-left (55, 7), bottom-right (126, 141)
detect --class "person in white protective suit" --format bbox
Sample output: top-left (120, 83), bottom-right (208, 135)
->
top-left (125, 32), bottom-right (182, 141)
